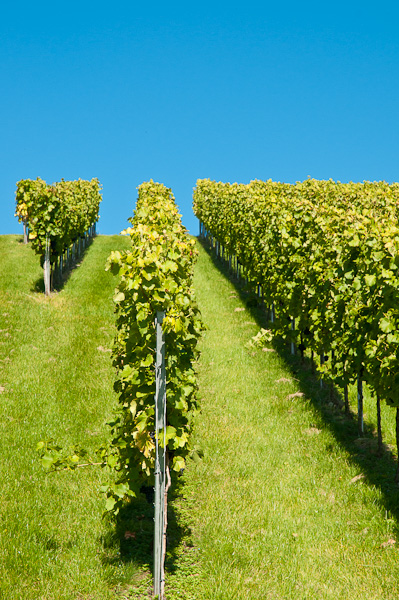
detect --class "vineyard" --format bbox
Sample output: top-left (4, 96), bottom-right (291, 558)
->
top-left (193, 178), bottom-right (399, 469)
top-left (15, 177), bottom-right (102, 294)
top-left (2, 177), bottom-right (399, 599)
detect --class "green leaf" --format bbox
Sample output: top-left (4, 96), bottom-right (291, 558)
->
top-left (41, 453), bottom-right (54, 470)
top-left (163, 260), bottom-right (178, 272)
top-left (113, 482), bottom-right (130, 498)
top-left (141, 354), bottom-right (153, 367)
top-left (365, 274), bottom-right (376, 287)
top-left (129, 400), bottom-right (137, 417)
top-left (172, 456), bottom-right (186, 472)
top-left (105, 496), bottom-right (117, 512)
top-left (165, 426), bottom-right (177, 442)
top-left (113, 291), bottom-right (125, 302)
top-left (380, 317), bottom-right (394, 333)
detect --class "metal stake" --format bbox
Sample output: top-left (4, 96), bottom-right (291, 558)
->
top-left (291, 318), bottom-right (295, 355)
top-left (44, 235), bottom-right (51, 295)
top-left (357, 374), bottom-right (364, 436)
top-left (154, 312), bottom-right (166, 599)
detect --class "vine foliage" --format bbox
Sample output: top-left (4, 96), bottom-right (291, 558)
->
top-left (15, 177), bottom-right (102, 264)
top-left (38, 181), bottom-right (204, 515)
top-left (193, 178), bottom-right (399, 409)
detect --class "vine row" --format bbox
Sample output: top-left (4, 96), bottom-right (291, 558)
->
top-left (15, 177), bottom-right (102, 290)
top-left (38, 181), bottom-right (204, 516)
top-left (194, 178), bottom-right (399, 476)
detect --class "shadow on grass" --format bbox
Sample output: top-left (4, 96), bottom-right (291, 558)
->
top-left (99, 477), bottom-right (191, 584)
top-left (31, 238), bottom-right (95, 294)
top-left (198, 235), bottom-right (399, 537)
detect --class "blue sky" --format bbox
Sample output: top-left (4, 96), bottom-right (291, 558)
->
top-left (1, 1), bottom-right (399, 235)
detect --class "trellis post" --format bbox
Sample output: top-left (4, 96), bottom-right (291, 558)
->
top-left (23, 222), bottom-right (28, 244)
top-left (44, 235), bottom-right (51, 296)
top-left (357, 374), bottom-right (364, 436)
top-left (154, 311), bottom-right (166, 599)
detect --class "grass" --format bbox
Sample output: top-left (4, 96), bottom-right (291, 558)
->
top-left (163, 239), bottom-right (399, 600)
top-left (0, 234), bottom-right (149, 600)
top-left (2, 234), bottom-right (399, 599)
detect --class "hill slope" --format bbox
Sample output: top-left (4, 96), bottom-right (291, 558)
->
top-left (166, 240), bottom-right (399, 600)
top-left (1, 235), bottom-right (399, 599)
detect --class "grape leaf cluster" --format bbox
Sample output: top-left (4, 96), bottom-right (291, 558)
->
top-left (194, 178), bottom-right (399, 408)
top-left (37, 181), bottom-right (204, 515)
top-left (102, 181), bottom-right (204, 513)
top-left (15, 177), bottom-right (102, 263)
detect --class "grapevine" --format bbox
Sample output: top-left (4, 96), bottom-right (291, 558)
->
top-left (15, 177), bottom-right (102, 290)
top-left (193, 178), bottom-right (399, 414)
top-left (37, 181), bottom-right (204, 515)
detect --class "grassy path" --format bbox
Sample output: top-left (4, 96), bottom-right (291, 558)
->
top-left (166, 241), bottom-right (399, 600)
top-left (0, 235), bottom-right (140, 600)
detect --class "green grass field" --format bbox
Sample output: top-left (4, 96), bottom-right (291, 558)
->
top-left (1, 235), bottom-right (399, 599)
top-left (0, 234), bottom-right (141, 600)
top-left (166, 240), bottom-right (399, 600)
